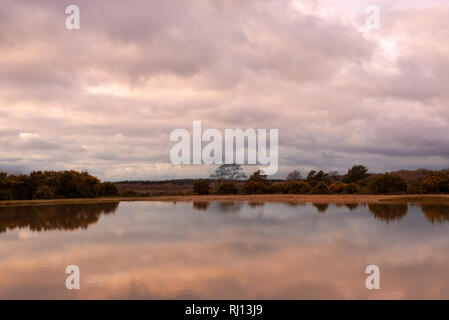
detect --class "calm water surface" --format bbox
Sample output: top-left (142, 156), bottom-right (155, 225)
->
top-left (1, 201), bottom-right (449, 299)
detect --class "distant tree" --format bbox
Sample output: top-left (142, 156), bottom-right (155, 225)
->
top-left (0, 170), bottom-right (119, 200)
top-left (306, 170), bottom-right (329, 186)
top-left (210, 164), bottom-right (247, 181)
top-left (0, 172), bottom-right (11, 200)
top-left (286, 170), bottom-right (302, 181)
top-left (420, 171), bottom-right (449, 193)
top-left (267, 183), bottom-right (285, 194)
top-left (343, 165), bottom-right (369, 183)
top-left (217, 182), bottom-right (239, 195)
top-left (242, 181), bottom-right (268, 194)
top-left (241, 170), bottom-right (269, 194)
top-left (0, 172), bottom-right (8, 189)
top-left (53, 170), bottom-right (100, 198)
top-left (367, 173), bottom-right (407, 194)
top-left (306, 170), bottom-right (316, 182)
top-left (96, 182), bottom-right (119, 197)
top-left (345, 183), bottom-right (361, 194)
top-left (329, 182), bottom-right (361, 194)
top-left (310, 181), bottom-right (331, 194)
top-left (193, 179), bottom-right (210, 195)
top-left (248, 170), bottom-right (268, 183)
top-left (285, 180), bottom-right (311, 194)
top-left (330, 182), bottom-right (348, 194)
top-left (9, 174), bottom-right (37, 200)
top-left (34, 185), bottom-right (55, 199)
top-left (29, 171), bottom-right (45, 187)
top-left (357, 176), bottom-right (371, 189)
top-left (120, 190), bottom-right (140, 197)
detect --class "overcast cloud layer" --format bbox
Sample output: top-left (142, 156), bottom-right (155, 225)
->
top-left (0, 0), bottom-right (448, 180)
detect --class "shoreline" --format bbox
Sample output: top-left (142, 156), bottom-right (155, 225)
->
top-left (0, 194), bottom-right (449, 207)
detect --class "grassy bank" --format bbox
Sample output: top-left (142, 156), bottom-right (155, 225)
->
top-left (1, 194), bottom-right (449, 207)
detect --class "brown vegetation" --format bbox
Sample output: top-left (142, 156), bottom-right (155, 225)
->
top-left (114, 166), bottom-right (449, 198)
top-left (0, 170), bottom-right (119, 200)
top-left (2, 165), bottom-right (449, 203)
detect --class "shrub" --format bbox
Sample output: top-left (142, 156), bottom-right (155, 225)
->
top-left (0, 189), bottom-right (11, 200)
top-left (34, 185), bottom-right (55, 199)
top-left (96, 182), bottom-right (119, 197)
top-left (330, 182), bottom-right (348, 194)
top-left (120, 190), bottom-right (140, 197)
top-left (407, 180), bottom-right (422, 194)
top-left (367, 173), bottom-right (407, 194)
top-left (242, 181), bottom-right (268, 194)
top-left (267, 183), bottom-right (286, 194)
top-left (420, 172), bottom-right (449, 193)
top-left (0, 172), bottom-right (9, 191)
top-left (51, 170), bottom-right (100, 198)
top-left (285, 180), bottom-right (311, 194)
top-left (345, 183), bottom-right (361, 194)
top-left (193, 179), bottom-right (210, 195)
top-left (0, 170), bottom-right (118, 200)
top-left (357, 177), bottom-right (371, 189)
top-left (9, 175), bottom-right (36, 200)
top-left (310, 181), bottom-right (331, 194)
top-left (217, 182), bottom-right (238, 195)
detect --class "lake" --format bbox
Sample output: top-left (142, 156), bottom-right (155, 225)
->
top-left (1, 200), bottom-right (449, 299)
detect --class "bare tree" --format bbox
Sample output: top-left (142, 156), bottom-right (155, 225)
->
top-left (210, 164), bottom-right (247, 182)
top-left (286, 170), bottom-right (302, 181)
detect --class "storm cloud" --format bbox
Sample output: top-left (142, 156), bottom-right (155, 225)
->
top-left (0, 0), bottom-right (448, 179)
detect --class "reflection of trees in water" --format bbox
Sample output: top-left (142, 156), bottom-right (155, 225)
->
top-left (312, 203), bottom-right (329, 214)
top-left (283, 202), bottom-right (306, 208)
top-left (421, 204), bottom-right (449, 223)
top-left (217, 202), bottom-right (243, 213)
top-left (248, 202), bottom-right (265, 208)
top-left (0, 202), bottom-right (119, 233)
top-left (192, 201), bottom-right (253, 213)
top-left (368, 204), bottom-right (408, 222)
top-left (192, 202), bottom-right (210, 211)
top-left (344, 203), bottom-right (359, 211)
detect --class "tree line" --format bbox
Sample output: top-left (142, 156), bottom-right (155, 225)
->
top-left (0, 170), bottom-right (119, 200)
top-left (2, 165), bottom-right (448, 200)
top-left (193, 164), bottom-right (449, 195)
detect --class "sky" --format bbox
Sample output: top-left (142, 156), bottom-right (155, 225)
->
top-left (0, 0), bottom-right (448, 180)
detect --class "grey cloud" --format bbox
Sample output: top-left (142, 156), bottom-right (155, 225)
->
top-left (0, 0), bottom-right (449, 179)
